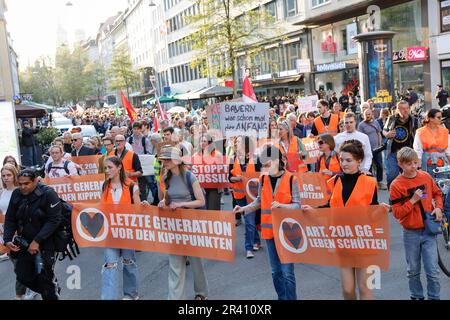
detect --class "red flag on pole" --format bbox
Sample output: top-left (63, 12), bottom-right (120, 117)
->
top-left (155, 97), bottom-right (168, 121)
top-left (153, 114), bottom-right (160, 133)
top-left (242, 68), bottom-right (257, 103)
top-left (120, 90), bottom-right (138, 123)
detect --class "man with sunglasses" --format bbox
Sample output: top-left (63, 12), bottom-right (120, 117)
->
top-left (70, 133), bottom-right (95, 157)
top-left (3, 169), bottom-right (62, 300)
top-left (110, 135), bottom-right (143, 182)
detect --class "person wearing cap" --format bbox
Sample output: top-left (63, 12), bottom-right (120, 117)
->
top-left (158, 146), bottom-right (209, 300)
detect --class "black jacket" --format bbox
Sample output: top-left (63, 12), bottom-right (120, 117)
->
top-left (71, 146), bottom-right (95, 157)
top-left (21, 128), bottom-right (38, 147)
top-left (3, 184), bottom-right (62, 251)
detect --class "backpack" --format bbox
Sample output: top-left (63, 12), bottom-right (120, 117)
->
top-left (128, 136), bottom-right (148, 154)
top-left (46, 160), bottom-right (70, 175)
top-left (54, 199), bottom-right (80, 261)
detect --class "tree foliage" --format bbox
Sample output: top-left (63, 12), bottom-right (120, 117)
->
top-left (185, 0), bottom-right (283, 97)
top-left (107, 48), bottom-right (139, 99)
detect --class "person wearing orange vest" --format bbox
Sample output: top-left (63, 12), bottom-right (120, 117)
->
top-left (277, 120), bottom-right (308, 173)
top-left (233, 145), bottom-right (301, 300)
top-left (317, 140), bottom-right (388, 300)
top-left (332, 102), bottom-right (345, 121)
top-left (101, 156), bottom-right (142, 300)
top-left (110, 135), bottom-right (143, 185)
top-left (311, 100), bottom-right (339, 136)
top-left (229, 136), bottom-right (262, 258)
top-left (315, 133), bottom-right (341, 178)
top-left (413, 109), bottom-right (450, 177)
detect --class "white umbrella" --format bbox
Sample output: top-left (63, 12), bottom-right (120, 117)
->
top-left (167, 106), bottom-right (188, 114)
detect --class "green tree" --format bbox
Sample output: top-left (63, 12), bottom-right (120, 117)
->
top-left (108, 48), bottom-right (139, 99)
top-left (186, 0), bottom-right (282, 97)
top-left (85, 61), bottom-right (107, 107)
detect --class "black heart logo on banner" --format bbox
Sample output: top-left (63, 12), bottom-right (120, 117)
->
top-left (282, 222), bottom-right (302, 249)
top-left (80, 211), bottom-right (104, 239)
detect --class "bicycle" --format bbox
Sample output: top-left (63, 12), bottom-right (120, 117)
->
top-left (432, 166), bottom-right (450, 276)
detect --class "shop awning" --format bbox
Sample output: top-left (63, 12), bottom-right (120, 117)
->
top-left (175, 88), bottom-right (205, 100)
top-left (15, 103), bottom-right (48, 118)
top-left (147, 95), bottom-right (178, 104)
top-left (252, 75), bottom-right (303, 88)
top-left (197, 85), bottom-right (234, 99)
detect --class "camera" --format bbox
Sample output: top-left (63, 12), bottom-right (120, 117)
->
top-left (13, 236), bottom-right (30, 250)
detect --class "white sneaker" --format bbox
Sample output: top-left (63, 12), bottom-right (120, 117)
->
top-left (246, 250), bottom-right (254, 259)
top-left (23, 289), bottom-right (38, 300)
top-left (123, 295), bottom-right (139, 300)
top-left (253, 243), bottom-right (262, 252)
top-left (0, 253), bottom-right (9, 261)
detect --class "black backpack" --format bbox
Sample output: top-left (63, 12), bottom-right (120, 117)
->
top-left (54, 199), bottom-right (80, 261)
top-left (46, 161), bottom-right (70, 175)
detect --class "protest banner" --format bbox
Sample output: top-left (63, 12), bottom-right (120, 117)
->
top-left (296, 172), bottom-right (330, 207)
top-left (72, 203), bottom-right (235, 262)
top-left (71, 155), bottom-right (102, 175)
top-left (272, 206), bottom-right (390, 271)
top-left (43, 174), bottom-right (105, 203)
top-left (184, 155), bottom-right (231, 189)
top-left (219, 102), bottom-right (269, 138)
top-left (243, 172), bottom-right (261, 203)
top-left (207, 103), bottom-right (222, 131)
top-left (0, 215), bottom-right (8, 254)
top-left (301, 137), bottom-right (321, 165)
top-left (297, 95), bottom-right (319, 113)
top-left (139, 155), bottom-right (155, 176)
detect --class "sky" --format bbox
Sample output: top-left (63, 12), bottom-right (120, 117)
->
top-left (5, 0), bottom-right (128, 70)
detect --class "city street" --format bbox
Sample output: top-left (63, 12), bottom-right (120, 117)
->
top-left (1, 190), bottom-right (449, 300)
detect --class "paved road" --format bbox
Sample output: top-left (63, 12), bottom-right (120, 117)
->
top-left (0, 190), bottom-right (449, 300)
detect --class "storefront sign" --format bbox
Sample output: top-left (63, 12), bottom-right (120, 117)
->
top-left (296, 59), bottom-right (311, 73)
top-left (316, 62), bottom-right (347, 73)
top-left (297, 95), bottom-right (318, 113)
top-left (393, 47), bottom-right (428, 63)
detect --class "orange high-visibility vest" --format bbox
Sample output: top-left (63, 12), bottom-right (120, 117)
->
top-left (276, 136), bottom-right (308, 173)
top-left (101, 180), bottom-right (135, 204)
top-left (314, 114), bottom-right (339, 136)
top-left (110, 149), bottom-right (138, 182)
top-left (231, 156), bottom-right (255, 200)
top-left (319, 151), bottom-right (341, 178)
top-left (260, 172), bottom-right (295, 239)
top-left (328, 174), bottom-right (376, 207)
top-left (417, 126), bottom-right (449, 167)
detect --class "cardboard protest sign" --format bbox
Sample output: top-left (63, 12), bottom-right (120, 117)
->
top-left (297, 95), bottom-right (319, 113)
top-left (184, 155), bottom-right (231, 189)
top-left (139, 155), bottom-right (155, 176)
top-left (219, 102), bottom-right (269, 138)
top-left (0, 215), bottom-right (8, 254)
top-left (71, 155), bottom-right (102, 175)
top-left (43, 174), bottom-right (105, 203)
top-left (301, 137), bottom-right (321, 165)
top-left (72, 203), bottom-right (235, 262)
top-left (272, 206), bottom-right (390, 271)
top-left (296, 172), bottom-right (330, 207)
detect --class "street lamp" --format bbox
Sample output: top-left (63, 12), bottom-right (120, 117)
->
top-left (148, 0), bottom-right (156, 6)
top-left (66, 1), bottom-right (73, 6)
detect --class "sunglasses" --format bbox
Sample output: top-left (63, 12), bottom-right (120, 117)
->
top-left (344, 121), bottom-right (354, 125)
top-left (18, 171), bottom-right (36, 178)
top-left (318, 140), bottom-right (324, 145)
top-left (72, 139), bottom-right (80, 142)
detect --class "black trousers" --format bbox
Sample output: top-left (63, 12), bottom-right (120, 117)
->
top-left (14, 250), bottom-right (59, 300)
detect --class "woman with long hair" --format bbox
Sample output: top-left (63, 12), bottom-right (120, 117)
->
top-left (101, 156), bottom-right (142, 300)
top-left (315, 133), bottom-right (341, 178)
top-left (277, 120), bottom-right (308, 173)
top-left (233, 145), bottom-right (302, 300)
top-left (413, 109), bottom-right (450, 176)
top-left (2, 156), bottom-right (20, 172)
top-left (158, 145), bottom-right (208, 300)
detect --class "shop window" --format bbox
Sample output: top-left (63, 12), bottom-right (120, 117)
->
top-left (311, 0), bottom-right (330, 8)
top-left (442, 61), bottom-right (450, 91)
top-left (283, 0), bottom-right (296, 18)
top-left (265, 1), bottom-right (277, 18)
top-left (441, 1), bottom-right (450, 33)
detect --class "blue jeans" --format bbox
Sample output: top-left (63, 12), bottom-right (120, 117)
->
top-left (386, 152), bottom-right (400, 188)
top-left (372, 152), bottom-right (384, 182)
top-left (236, 198), bottom-right (261, 251)
top-left (22, 145), bottom-right (36, 167)
top-left (265, 239), bottom-right (297, 300)
top-left (146, 175), bottom-right (159, 205)
top-left (101, 248), bottom-right (138, 300)
top-left (403, 228), bottom-right (440, 300)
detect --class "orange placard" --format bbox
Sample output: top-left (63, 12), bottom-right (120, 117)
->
top-left (243, 172), bottom-right (261, 204)
top-left (72, 203), bottom-right (235, 262)
top-left (272, 206), bottom-right (390, 271)
top-left (43, 174), bottom-right (105, 203)
top-left (301, 137), bottom-right (321, 165)
top-left (71, 155), bottom-right (102, 175)
top-left (296, 172), bottom-right (330, 207)
top-left (0, 215), bottom-right (8, 254)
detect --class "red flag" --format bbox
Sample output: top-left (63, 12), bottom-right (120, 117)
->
top-left (120, 90), bottom-right (138, 123)
top-left (153, 115), bottom-right (159, 133)
top-left (242, 68), bottom-right (257, 103)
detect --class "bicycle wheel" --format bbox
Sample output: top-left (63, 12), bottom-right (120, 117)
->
top-left (437, 216), bottom-right (450, 277)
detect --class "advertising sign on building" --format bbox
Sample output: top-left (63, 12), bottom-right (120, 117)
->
top-left (393, 47), bottom-right (428, 63)
top-left (296, 59), bottom-right (311, 73)
top-left (316, 62), bottom-right (347, 73)
top-left (346, 23), bottom-right (358, 55)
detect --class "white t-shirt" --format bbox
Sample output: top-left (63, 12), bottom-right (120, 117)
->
top-left (334, 130), bottom-right (373, 172)
top-left (0, 189), bottom-right (14, 215)
top-left (46, 160), bottom-right (79, 178)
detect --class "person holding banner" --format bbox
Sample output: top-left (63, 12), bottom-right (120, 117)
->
top-left (277, 120), bottom-right (308, 173)
top-left (157, 146), bottom-right (209, 300)
top-left (233, 145), bottom-right (301, 300)
top-left (45, 145), bottom-right (79, 179)
top-left (315, 134), bottom-right (341, 178)
top-left (229, 136), bottom-right (262, 258)
top-left (324, 140), bottom-right (384, 300)
top-left (101, 156), bottom-right (142, 300)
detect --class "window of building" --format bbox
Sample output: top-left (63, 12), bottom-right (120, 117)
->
top-left (311, 0), bottom-right (330, 8)
top-left (441, 0), bottom-right (450, 33)
top-left (265, 1), bottom-right (277, 18)
top-left (284, 0), bottom-right (296, 17)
